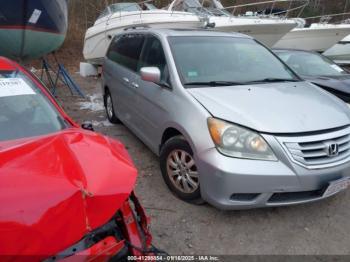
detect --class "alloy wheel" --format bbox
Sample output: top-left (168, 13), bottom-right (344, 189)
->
top-left (166, 150), bottom-right (199, 194)
top-left (106, 94), bottom-right (114, 119)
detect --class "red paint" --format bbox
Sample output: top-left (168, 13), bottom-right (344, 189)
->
top-left (0, 129), bottom-right (137, 256)
top-left (61, 237), bottom-right (126, 262)
top-left (119, 193), bottom-right (154, 256)
top-left (0, 59), bottom-right (155, 260)
top-left (0, 57), bottom-right (16, 71)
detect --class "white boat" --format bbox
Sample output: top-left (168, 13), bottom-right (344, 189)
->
top-left (274, 20), bottom-right (350, 52)
top-left (168, 0), bottom-right (298, 47)
top-left (323, 34), bottom-right (350, 64)
top-left (83, 2), bottom-right (206, 64)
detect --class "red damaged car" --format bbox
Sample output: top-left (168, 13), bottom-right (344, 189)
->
top-left (0, 57), bottom-right (158, 261)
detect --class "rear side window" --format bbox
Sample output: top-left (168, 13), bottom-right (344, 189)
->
top-left (107, 34), bottom-right (145, 72)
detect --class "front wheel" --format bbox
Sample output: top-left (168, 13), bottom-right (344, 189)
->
top-left (160, 136), bottom-right (204, 204)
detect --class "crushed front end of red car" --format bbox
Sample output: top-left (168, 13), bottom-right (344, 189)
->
top-left (48, 192), bottom-right (155, 262)
top-left (0, 57), bottom-right (161, 261)
top-left (0, 130), bottom-right (159, 262)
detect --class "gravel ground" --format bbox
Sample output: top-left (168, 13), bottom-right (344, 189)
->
top-left (53, 72), bottom-right (350, 256)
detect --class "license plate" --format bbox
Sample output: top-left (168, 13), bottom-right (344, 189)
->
top-left (323, 177), bottom-right (350, 198)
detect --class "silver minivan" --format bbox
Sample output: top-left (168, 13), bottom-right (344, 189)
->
top-left (102, 28), bottom-right (350, 210)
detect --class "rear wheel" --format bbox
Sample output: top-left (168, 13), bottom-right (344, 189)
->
top-left (104, 89), bottom-right (120, 124)
top-left (160, 136), bottom-right (204, 204)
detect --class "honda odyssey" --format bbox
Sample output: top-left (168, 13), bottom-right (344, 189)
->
top-left (102, 28), bottom-right (350, 210)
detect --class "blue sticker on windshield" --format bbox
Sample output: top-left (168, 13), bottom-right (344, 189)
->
top-left (188, 71), bottom-right (198, 77)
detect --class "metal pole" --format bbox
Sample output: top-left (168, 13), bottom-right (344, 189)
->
top-left (270, 0), bottom-right (276, 16)
top-left (343, 0), bottom-right (349, 21)
top-left (297, 0), bottom-right (308, 17)
top-left (285, 0), bottom-right (294, 18)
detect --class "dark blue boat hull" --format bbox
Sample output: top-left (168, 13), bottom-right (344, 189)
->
top-left (0, 0), bottom-right (68, 61)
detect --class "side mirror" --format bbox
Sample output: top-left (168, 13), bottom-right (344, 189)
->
top-left (140, 67), bottom-right (161, 84)
top-left (81, 121), bottom-right (94, 131)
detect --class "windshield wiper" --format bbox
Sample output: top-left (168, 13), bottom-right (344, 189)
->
top-left (247, 78), bottom-right (299, 84)
top-left (184, 81), bottom-right (246, 87)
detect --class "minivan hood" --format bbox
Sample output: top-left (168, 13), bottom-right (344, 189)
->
top-left (188, 81), bottom-right (350, 133)
top-left (0, 129), bottom-right (137, 257)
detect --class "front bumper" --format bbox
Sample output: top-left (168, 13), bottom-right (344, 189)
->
top-left (196, 148), bottom-right (350, 210)
top-left (60, 236), bottom-right (127, 262)
top-left (47, 193), bottom-right (154, 262)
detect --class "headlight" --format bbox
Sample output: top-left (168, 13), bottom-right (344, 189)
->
top-left (207, 117), bottom-right (277, 161)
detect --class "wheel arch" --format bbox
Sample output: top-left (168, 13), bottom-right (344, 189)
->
top-left (103, 85), bottom-right (110, 106)
top-left (159, 125), bottom-right (196, 155)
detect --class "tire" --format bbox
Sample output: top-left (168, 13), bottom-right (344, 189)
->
top-left (104, 89), bottom-right (120, 124)
top-left (160, 136), bottom-right (204, 204)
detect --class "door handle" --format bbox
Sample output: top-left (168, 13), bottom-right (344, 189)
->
top-left (122, 77), bottom-right (129, 84)
top-left (131, 82), bottom-right (139, 88)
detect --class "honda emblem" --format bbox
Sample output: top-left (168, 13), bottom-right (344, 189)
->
top-left (327, 143), bottom-right (339, 157)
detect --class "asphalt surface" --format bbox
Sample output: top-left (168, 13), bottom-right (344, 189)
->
top-left (54, 73), bottom-right (350, 256)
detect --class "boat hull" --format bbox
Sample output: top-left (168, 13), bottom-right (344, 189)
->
top-left (323, 35), bottom-right (350, 64)
top-left (0, 0), bottom-right (68, 61)
top-left (83, 11), bottom-right (205, 65)
top-left (0, 29), bottom-right (66, 61)
top-left (211, 18), bottom-right (297, 47)
top-left (274, 24), bottom-right (350, 52)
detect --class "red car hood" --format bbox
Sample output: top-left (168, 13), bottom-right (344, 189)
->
top-left (0, 129), bottom-right (137, 257)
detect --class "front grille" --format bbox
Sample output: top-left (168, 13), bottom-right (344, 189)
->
top-left (268, 188), bottom-right (326, 204)
top-left (276, 126), bottom-right (350, 168)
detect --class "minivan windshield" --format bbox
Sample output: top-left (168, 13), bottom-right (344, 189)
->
top-left (168, 36), bottom-right (298, 86)
top-left (275, 50), bottom-right (348, 77)
top-left (0, 70), bottom-right (67, 141)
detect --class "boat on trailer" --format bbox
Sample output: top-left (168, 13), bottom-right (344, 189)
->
top-left (274, 14), bottom-right (350, 52)
top-left (0, 0), bottom-right (68, 61)
top-left (168, 0), bottom-right (298, 47)
top-left (83, 2), bottom-right (207, 65)
top-left (323, 34), bottom-right (350, 64)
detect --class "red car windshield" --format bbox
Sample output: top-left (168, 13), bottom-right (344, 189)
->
top-left (0, 70), bottom-right (67, 141)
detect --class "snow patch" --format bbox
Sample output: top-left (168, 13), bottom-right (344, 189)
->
top-left (79, 94), bottom-right (104, 112)
top-left (92, 119), bottom-right (114, 127)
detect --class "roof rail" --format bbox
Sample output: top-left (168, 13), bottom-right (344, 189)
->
top-left (123, 25), bottom-right (150, 31)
